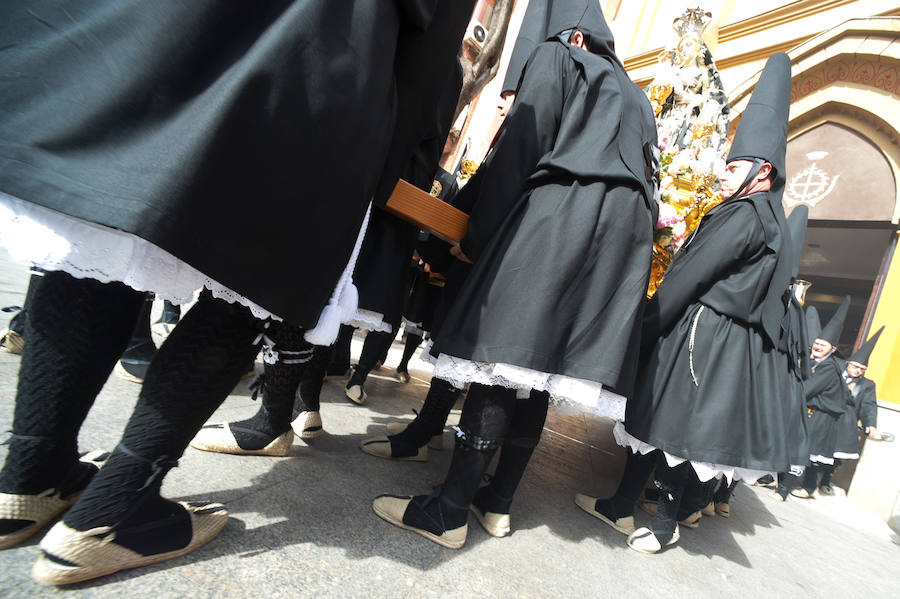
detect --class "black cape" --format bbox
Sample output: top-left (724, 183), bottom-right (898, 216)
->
top-left (434, 38), bottom-right (658, 396)
top-left (804, 354), bottom-right (849, 460)
top-left (834, 373), bottom-right (878, 457)
top-left (626, 192), bottom-right (793, 472)
top-left (0, 0), bottom-right (467, 327)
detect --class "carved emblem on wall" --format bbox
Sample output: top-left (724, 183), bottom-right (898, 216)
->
top-left (784, 151), bottom-right (840, 208)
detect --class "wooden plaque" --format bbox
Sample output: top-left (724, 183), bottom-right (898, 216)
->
top-left (382, 179), bottom-right (468, 243)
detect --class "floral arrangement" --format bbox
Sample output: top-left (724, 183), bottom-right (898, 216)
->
top-left (646, 7), bottom-right (732, 297)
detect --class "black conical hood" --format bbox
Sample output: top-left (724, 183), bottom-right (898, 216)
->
top-left (806, 306), bottom-right (822, 343)
top-left (787, 206), bottom-right (808, 279)
top-left (850, 326), bottom-right (884, 366)
top-left (727, 53), bottom-right (791, 197)
top-left (819, 296), bottom-right (850, 346)
top-left (502, 1), bottom-right (618, 94)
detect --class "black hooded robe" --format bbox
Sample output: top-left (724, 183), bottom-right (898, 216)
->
top-left (0, 1), bottom-right (463, 328)
top-left (805, 355), bottom-right (849, 464)
top-left (623, 192), bottom-right (793, 476)
top-left (833, 373), bottom-right (878, 459)
top-left (431, 37), bottom-right (658, 405)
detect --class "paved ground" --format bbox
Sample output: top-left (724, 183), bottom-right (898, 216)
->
top-left (1, 255), bottom-right (900, 599)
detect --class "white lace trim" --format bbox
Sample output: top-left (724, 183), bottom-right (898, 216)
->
top-left (0, 191), bottom-right (284, 319)
top-left (0, 190), bottom-right (370, 345)
top-left (612, 422), bottom-right (772, 484)
top-left (810, 454), bottom-right (835, 465)
top-left (433, 353), bottom-right (626, 421)
top-left (833, 452), bottom-right (859, 460)
top-left (346, 309), bottom-right (392, 334)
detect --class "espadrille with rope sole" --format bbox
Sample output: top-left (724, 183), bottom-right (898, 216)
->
top-left (32, 501), bottom-right (228, 585)
top-left (0, 450), bottom-right (109, 550)
top-left (189, 423), bottom-right (293, 457)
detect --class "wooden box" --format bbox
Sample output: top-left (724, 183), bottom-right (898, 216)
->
top-left (382, 179), bottom-right (468, 243)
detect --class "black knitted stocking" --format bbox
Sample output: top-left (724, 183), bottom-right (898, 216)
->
top-left (230, 323), bottom-right (310, 446)
top-left (63, 292), bottom-right (261, 544)
top-left (294, 344), bottom-right (332, 414)
top-left (0, 271), bottom-right (144, 494)
top-left (475, 389), bottom-right (549, 514)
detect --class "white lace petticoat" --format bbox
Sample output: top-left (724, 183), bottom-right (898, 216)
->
top-left (432, 353), bottom-right (627, 421)
top-left (612, 422), bottom-right (772, 484)
top-left (345, 309), bottom-right (392, 335)
top-left (0, 190), bottom-right (370, 346)
top-left (810, 454), bottom-right (835, 465)
top-left (833, 452), bottom-right (859, 460)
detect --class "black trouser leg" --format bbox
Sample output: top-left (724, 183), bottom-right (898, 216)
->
top-left (474, 389), bottom-right (549, 515)
top-left (0, 271), bottom-right (144, 494)
top-left (650, 455), bottom-right (692, 544)
top-left (397, 333), bottom-right (423, 373)
top-left (403, 383), bottom-right (515, 533)
top-left (64, 291), bottom-right (261, 540)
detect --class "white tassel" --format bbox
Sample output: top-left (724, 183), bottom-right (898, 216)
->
top-left (303, 304), bottom-right (344, 346)
top-left (304, 204), bottom-right (370, 346)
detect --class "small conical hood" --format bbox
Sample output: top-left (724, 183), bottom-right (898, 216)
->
top-left (787, 206), bottom-right (808, 279)
top-left (806, 306), bottom-right (822, 344)
top-left (850, 326), bottom-right (884, 366)
top-left (727, 53), bottom-right (791, 196)
top-left (819, 296), bottom-right (850, 346)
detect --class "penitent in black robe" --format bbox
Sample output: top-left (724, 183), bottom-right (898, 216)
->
top-left (352, 58), bottom-right (464, 333)
top-left (833, 372), bottom-right (878, 459)
top-left (804, 354), bottom-right (849, 464)
top-left (623, 192), bottom-right (793, 477)
top-left (0, 0), bottom-right (467, 328)
top-left (432, 38), bottom-right (658, 407)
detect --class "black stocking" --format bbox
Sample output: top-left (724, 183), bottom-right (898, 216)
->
top-left (0, 271), bottom-right (144, 494)
top-left (403, 383), bottom-right (515, 534)
top-left (389, 377), bottom-right (461, 454)
top-left (229, 323), bottom-right (310, 448)
top-left (294, 344), bottom-right (333, 414)
top-left (397, 333), bottom-right (423, 373)
top-left (64, 291), bottom-right (261, 550)
top-left (475, 389), bottom-right (549, 514)
top-left (650, 456), bottom-right (692, 544)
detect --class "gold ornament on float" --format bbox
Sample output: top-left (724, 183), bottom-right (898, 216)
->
top-left (645, 7), bottom-right (730, 298)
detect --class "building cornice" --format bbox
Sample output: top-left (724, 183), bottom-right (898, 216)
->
top-left (624, 0), bottom-right (880, 74)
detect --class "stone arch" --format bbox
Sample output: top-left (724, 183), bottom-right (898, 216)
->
top-left (727, 17), bottom-right (900, 222)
